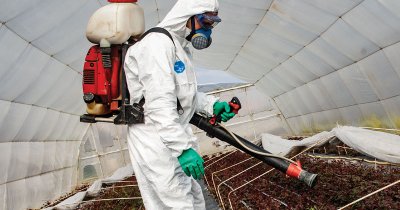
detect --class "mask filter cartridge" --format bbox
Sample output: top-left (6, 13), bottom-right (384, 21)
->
top-left (191, 28), bottom-right (212, 50)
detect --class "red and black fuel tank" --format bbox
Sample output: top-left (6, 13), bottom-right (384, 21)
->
top-left (82, 45), bottom-right (121, 114)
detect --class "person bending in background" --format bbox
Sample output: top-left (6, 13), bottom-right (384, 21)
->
top-left (124, 0), bottom-right (236, 209)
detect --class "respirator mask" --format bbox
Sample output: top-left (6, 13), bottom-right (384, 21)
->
top-left (186, 12), bottom-right (221, 50)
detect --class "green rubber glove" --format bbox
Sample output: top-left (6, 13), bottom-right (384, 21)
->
top-left (213, 101), bottom-right (230, 116)
top-left (213, 101), bottom-right (236, 122)
top-left (221, 112), bottom-right (235, 122)
top-left (178, 148), bottom-right (205, 180)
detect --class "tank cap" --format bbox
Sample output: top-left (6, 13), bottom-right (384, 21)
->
top-left (108, 0), bottom-right (137, 3)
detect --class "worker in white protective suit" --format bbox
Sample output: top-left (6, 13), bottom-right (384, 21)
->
top-left (124, 0), bottom-right (237, 209)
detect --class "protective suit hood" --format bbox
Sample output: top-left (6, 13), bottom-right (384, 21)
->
top-left (157, 0), bottom-right (219, 45)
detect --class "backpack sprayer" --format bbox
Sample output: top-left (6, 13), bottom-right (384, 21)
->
top-left (80, 0), bottom-right (318, 188)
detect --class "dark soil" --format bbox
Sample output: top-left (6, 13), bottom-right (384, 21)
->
top-left (77, 176), bottom-right (144, 210)
top-left (204, 152), bottom-right (400, 209)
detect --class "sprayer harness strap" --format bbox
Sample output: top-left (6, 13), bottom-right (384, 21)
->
top-left (139, 27), bottom-right (175, 46)
top-left (136, 27), bottom-right (183, 114)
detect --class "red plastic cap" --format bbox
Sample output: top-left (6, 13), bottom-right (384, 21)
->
top-left (108, 0), bottom-right (137, 3)
top-left (286, 160), bottom-right (302, 179)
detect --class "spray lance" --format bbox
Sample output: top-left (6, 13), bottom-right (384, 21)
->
top-left (189, 97), bottom-right (318, 188)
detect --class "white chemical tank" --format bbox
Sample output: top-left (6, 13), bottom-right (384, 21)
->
top-left (86, 0), bottom-right (145, 44)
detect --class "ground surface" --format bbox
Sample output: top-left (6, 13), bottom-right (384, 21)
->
top-left (78, 176), bottom-right (144, 210)
top-left (203, 151), bottom-right (400, 209)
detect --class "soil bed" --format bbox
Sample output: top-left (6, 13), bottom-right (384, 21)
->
top-left (204, 152), bottom-right (400, 209)
top-left (77, 176), bottom-right (144, 210)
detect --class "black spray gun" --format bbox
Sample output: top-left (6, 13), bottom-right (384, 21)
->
top-left (189, 97), bottom-right (318, 187)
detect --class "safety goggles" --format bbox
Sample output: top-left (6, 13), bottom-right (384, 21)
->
top-left (196, 12), bottom-right (221, 29)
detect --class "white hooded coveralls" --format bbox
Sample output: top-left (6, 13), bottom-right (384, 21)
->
top-left (124, 0), bottom-right (220, 209)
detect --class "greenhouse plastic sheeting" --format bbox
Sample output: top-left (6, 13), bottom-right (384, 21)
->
top-left (262, 126), bottom-right (400, 163)
top-left (1, 0), bottom-right (400, 209)
top-left (261, 131), bottom-right (334, 155)
top-left (249, 0), bottom-right (400, 134)
top-left (78, 123), bottom-right (130, 181)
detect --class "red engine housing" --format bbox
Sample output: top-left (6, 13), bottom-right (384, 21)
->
top-left (82, 45), bottom-right (121, 113)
